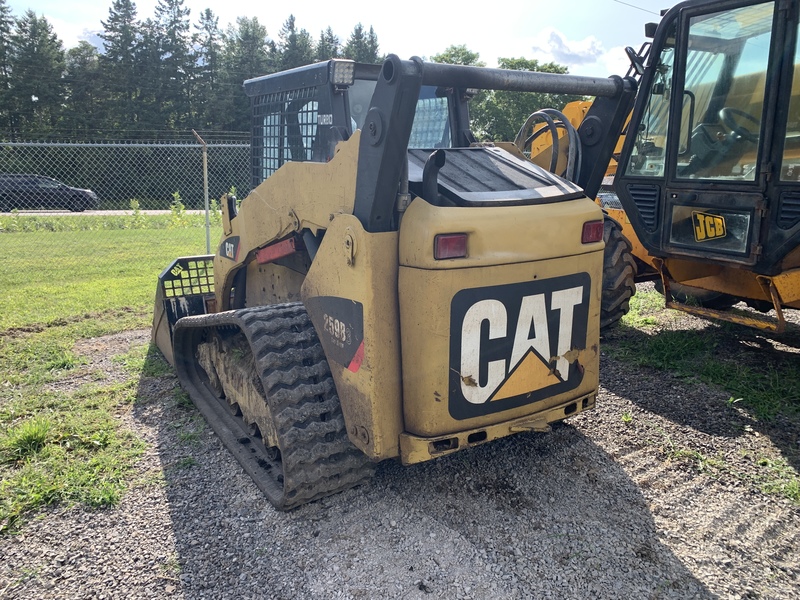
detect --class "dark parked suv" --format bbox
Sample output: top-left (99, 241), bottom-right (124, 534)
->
top-left (0, 174), bottom-right (99, 212)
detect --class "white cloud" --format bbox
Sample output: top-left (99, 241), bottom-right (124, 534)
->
top-left (517, 28), bottom-right (634, 77)
top-left (599, 45), bottom-right (634, 78)
top-left (531, 28), bottom-right (606, 66)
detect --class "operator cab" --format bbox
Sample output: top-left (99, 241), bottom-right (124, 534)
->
top-left (243, 61), bottom-right (458, 188)
top-left (243, 58), bottom-right (602, 227)
top-left (617, 0), bottom-right (800, 272)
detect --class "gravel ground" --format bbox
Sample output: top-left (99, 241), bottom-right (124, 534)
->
top-left (1, 297), bottom-right (799, 599)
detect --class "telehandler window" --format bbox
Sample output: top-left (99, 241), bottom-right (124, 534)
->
top-left (675, 2), bottom-right (773, 181)
top-left (781, 24), bottom-right (800, 181)
top-left (624, 46), bottom-right (674, 178)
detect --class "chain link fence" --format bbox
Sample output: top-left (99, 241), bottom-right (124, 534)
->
top-left (0, 140), bottom-right (251, 325)
top-left (0, 140), bottom-right (250, 212)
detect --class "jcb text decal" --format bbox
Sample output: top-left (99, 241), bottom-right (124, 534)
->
top-left (449, 274), bottom-right (590, 420)
top-left (219, 236), bottom-right (240, 261)
top-left (692, 211), bottom-right (726, 242)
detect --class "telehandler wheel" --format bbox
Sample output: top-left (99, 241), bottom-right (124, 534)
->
top-left (654, 280), bottom-right (738, 310)
top-left (601, 216), bottom-right (637, 330)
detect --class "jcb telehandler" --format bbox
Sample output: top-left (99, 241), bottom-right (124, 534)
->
top-left (152, 56), bottom-right (635, 509)
top-left (616, 0), bottom-right (800, 332)
top-left (527, 0), bottom-right (800, 332)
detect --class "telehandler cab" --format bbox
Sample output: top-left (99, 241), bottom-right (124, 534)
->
top-left (526, 0), bottom-right (800, 332)
top-left (616, 0), bottom-right (800, 332)
top-left (152, 56), bottom-right (635, 509)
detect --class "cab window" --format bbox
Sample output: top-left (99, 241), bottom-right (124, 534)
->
top-left (676, 2), bottom-right (774, 181)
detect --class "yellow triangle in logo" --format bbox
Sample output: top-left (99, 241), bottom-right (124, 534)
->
top-left (490, 349), bottom-right (564, 402)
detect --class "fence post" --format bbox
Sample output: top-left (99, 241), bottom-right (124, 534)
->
top-left (193, 130), bottom-right (211, 254)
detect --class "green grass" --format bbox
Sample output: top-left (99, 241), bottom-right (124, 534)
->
top-left (0, 223), bottom-right (219, 331)
top-left (0, 215), bottom-right (212, 533)
top-left (621, 288), bottom-right (669, 328)
top-left (0, 369), bottom-right (147, 532)
top-left (113, 343), bottom-right (174, 378)
top-left (608, 285), bottom-right (800, 504)
top-left (3, 416), bottom-right (52, 459)
top-left (608, 325), bottom-right (800, 421)
top-left (611, 287), bottom-right (800, 421)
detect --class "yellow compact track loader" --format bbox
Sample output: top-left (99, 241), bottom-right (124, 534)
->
top-left (152, 56), bottom-right (635, 509)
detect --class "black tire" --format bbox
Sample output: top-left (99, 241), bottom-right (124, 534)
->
top-left (247, 304), bottom-right (376, 508)
top-left (653, 279), bottom-right (737, 310)
top-left (69, 195), bottom-right (87, 212)
top-left (601, 216), bottom-right (637, 330)
top-left (0, 195), bottom-right (8, 213)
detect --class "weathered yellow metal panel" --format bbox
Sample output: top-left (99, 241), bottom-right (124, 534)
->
top-left (301, 214), bottom-right (404, 461)
top-left (398, 196), bottom-right (605, 269)
top-left (399, 395), bottom-right (596, 465)
top-left (214, 132), bottom-right (362, 308)
top-left (397, 197), bottom-right (602, 439)
top-left (398, 258), bottom-right (601, 437)
top-left (244, 260), bottom-right (307, 307)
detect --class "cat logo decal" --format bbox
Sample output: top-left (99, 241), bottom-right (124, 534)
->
top-left (449, 274), bottom-right (590, 420)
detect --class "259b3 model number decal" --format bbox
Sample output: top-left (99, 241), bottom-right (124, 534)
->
top-left (449, 273), bottom-right (590, 420)
top-left (305, 296), bottom-right (365, 373)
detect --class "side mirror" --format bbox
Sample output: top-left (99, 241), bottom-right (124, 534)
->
top-left (625, 46), bottom-right (646, 77)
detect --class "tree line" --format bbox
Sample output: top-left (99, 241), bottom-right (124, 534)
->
top-left (0, 0), bottom-right (381, 141)
top-left (0, 0), bottom-right (580, 143)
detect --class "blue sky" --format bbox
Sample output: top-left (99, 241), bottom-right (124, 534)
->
top-left (7, 0), bottom-right (674, 76)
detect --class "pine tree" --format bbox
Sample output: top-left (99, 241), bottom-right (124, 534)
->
top-left (154, 0), bottom-right (192, 130)
top-left (8, 10), bottom-right (65, 137)
top-left (100, 0), bottom-right (140, 133)
top-left (0, 0), bottom-right (14, 135)
top-left (343, 23), bottom-right (380, 64)
top-left (134, 18), bottom-right (165, 136)
top-left (315, 27), bottom-right (339, 61)
top-left (277, 15), bottom-right (314, 70)
top-left (193, 8), bottom-right (222, 129)
top-left (219, 16), bottom-right (275, 131)
top-left (62, 41), bottom-right (106, 137)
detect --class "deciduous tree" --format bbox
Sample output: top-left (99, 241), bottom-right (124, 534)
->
top-left (471, 57), bottom-right (582, 141)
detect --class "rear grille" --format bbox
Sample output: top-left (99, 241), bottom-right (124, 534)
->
top-left (778, 193), bottom-right (800, 229)
top-left (627, 184), bottom-right (660, 231)
top-left (159, 256), bottom-right (215, 298)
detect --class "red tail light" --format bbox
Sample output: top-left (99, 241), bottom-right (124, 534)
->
top-left (581, 220), bottom-right (604, 244)
top-left (434, 233), bottom-right (468, 260)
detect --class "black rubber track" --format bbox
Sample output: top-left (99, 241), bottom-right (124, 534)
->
top-left (172, 302), bottom-right (375, 510)
top-left (601, 216), bottom-right (637, 330)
